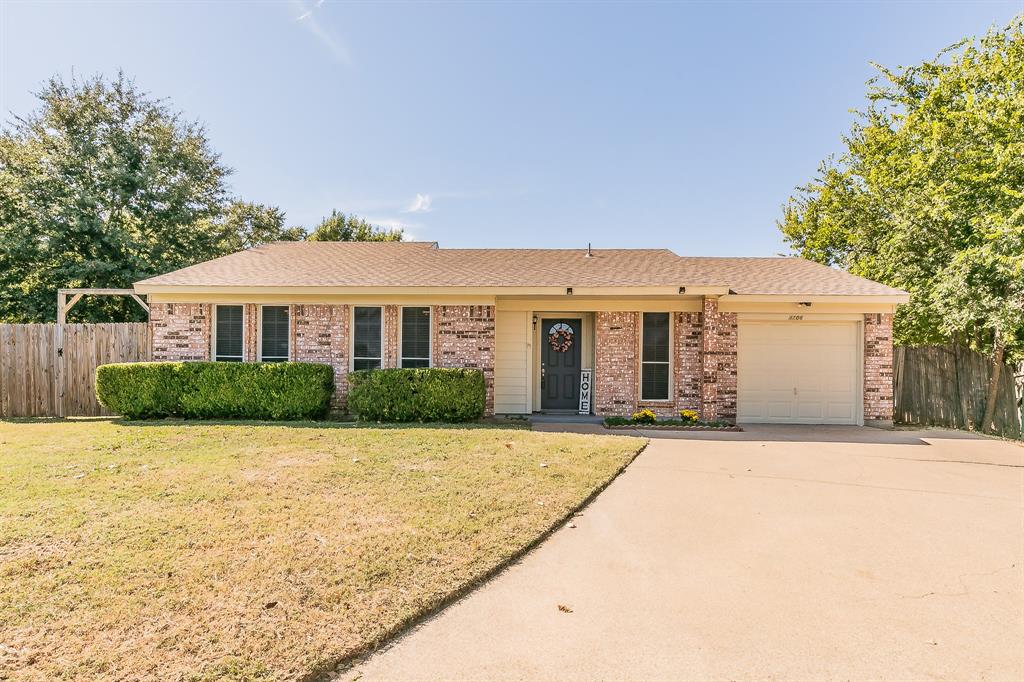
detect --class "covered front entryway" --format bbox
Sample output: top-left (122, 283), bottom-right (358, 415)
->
top-left (540, 317), bottom-right (582, 410)
top-left (737, 319), bottom-right (861, 424)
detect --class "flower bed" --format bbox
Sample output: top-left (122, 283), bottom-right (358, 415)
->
top-left (603, 408), bottom-right (742, 431)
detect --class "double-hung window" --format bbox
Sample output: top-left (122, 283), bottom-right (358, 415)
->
top-left (641, 312), bottom-right (670, 401)
top-left (214, 305), bottom-right (244, 362)
top-left (353, 306), bottom-right (382, 370)
top-left (260, 306), bottom-right (289, 362)
top-left (400, 306), bottom-right (431, 368)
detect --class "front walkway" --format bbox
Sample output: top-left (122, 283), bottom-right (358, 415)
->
top-left (342, 426), bottom-right (1023, 681)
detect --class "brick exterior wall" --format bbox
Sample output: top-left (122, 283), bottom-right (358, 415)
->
top-left (243, 304), bottom-right (259, 362)
top-left (700, 297), bottom-right (738, 423)
top-left (383, 304), bottom-right (400, 368)
top-left (151, 303), bottom-right (211, 361)
top-left (863, 313), bottom-right (894, 424)
top-left (432, 305), bottom-right (496, 415)
top-left (151, 299), bottom-right (888, 425)
top-left (292, 304), bottom-right (349, 409)
top-left (594, 311), bottom-right (640, 415)
top-left (675, 312), bottom-right (703, 413)
top-left (594, 305), bottom-right (733, 421)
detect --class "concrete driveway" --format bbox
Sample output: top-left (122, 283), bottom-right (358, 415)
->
top-left (344, 426), bottom-right (1024, 681)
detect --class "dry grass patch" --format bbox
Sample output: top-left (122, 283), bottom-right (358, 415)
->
top-left (0, 419), bottom-right (643, 680)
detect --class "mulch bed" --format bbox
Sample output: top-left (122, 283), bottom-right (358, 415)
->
top-left (604, 424), bottom-right (743, 432)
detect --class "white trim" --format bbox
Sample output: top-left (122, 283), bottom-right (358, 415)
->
top-left (525, 312), bottom-right (534, 413)
top-left (738, 312), bottom-right (865, 322)
top-left (639, 311), bottom-right (673, 403)
top-left (350, 305), bottom-right (385, 371)
top-left (257, 304), bottom-right (291, 362)
top-left (398, 305), bottom-right (433, 368)
top-left (212, 303), bottom-right (246, 362)
top-left (723, 294), bottom-right (909, 305)
top-left (135, 284), bottom-right (733, 297)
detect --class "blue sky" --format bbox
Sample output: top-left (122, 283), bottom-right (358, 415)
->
top-left (1, 1), bottom-right (1019, 255)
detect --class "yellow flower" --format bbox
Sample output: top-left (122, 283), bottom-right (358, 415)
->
top-left (631, 409), bottom-right (657, 424)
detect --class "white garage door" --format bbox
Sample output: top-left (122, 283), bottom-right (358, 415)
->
top-left (737, 321), bottom-right (861, 425)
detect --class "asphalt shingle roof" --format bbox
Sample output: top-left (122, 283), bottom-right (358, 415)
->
top-left (135, 242), bottom-right (907, 296)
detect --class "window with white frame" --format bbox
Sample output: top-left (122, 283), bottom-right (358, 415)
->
top-left (353, 306), bottom-right (382, 370)
top-left (641, 312), bottom-right (670, 400)
top-left (214, 305), bottom-right (244, 362)
top-left (400, 306), bottom-right (431, 368)
top-left (260, 305), bottom-right (289, 362)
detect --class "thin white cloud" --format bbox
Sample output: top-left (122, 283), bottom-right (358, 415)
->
top-left (289, 0), bottom-right (352, 66)
top-left (404, 193), bottom-right (433, 214)
top-left (366, 216), bottom-right (423, 239)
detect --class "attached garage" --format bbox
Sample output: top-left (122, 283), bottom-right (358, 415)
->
top-left (737, 319), bottom-right (861, 425)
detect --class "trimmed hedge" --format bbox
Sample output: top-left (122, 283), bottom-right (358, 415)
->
top-left (96, 362), bottom-right (335, 420)
top-left (347, 368), bottom-right (486, 422)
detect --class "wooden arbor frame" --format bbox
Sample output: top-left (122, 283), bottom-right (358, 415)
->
top-left (57, 288), bottom-right (149, 323)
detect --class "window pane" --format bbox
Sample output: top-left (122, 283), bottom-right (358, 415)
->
top-left (215, 305), bottom-right (243, 361)
top-left (642, 312), bottom-right (670, 363)
top-left (641, 363), bottom-right (670, 401)
top-left (354, 307), bottom-right (382, 360)
top-left (353, 358), bottom-right (381, 371)
top-left (261, 306), bottom-right (289, 361)
top-left (401, 306), bottom-right (430, 366)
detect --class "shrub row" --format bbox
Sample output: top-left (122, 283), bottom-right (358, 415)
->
top-left (347, 367), bottom-right (485, 422)
top-left (96, 362), bottom-right (334, 420)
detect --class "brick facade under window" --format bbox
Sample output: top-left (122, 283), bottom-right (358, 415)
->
top-left (863, 312), bottom-right (894, 424)
top-left (151, 303), bottom-right (211, 361)
top-left (292, 304), bottom-right (349, 409)
top-left (432, 305), bottom-right (496, 415)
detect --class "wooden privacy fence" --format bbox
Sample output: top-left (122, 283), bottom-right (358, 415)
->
top-left (0, 323), bottom-right (151, 417)
top-left (894, 344), bottom-right (1022, 437)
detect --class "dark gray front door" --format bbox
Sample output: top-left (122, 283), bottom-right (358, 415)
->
top-left (541, 318), bottom-right (582, 410)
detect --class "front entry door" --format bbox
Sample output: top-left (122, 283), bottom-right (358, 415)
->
top-left (541, 318), bottom-right (582, 410)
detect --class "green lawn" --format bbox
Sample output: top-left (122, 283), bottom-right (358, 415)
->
top-left (0, 419), bottom-right (643, 680)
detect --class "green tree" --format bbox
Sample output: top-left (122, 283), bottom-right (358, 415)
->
top-left (217, 200), bottom-right (305, 252)
top-left (779, 17), bottom-right (1024, 432)
top-left (305, 209), bottom-right (403, 242)
top-left (0, 73), bottom-right (231, 322)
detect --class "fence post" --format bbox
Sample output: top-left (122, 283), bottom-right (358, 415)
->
top-left (55, 323), bottom-right (64, 418)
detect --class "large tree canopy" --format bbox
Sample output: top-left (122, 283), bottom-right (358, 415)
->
top-left (306, 209), bottom-right (403, 242)
top-left (216, 200), bottom-right (306, 253)
top-left (779, 18), bottom-right (1024, 429)
top-left (1, 74), bottom-right (404, 323)
top-left (0, 73), bottom-right (232, 322)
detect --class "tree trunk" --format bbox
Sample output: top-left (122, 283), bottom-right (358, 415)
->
top-left (981, 338), bottom-right (1005, 434)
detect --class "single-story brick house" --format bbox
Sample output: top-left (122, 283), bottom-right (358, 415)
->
top-left (133, 242), bottom-right (909, 425)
